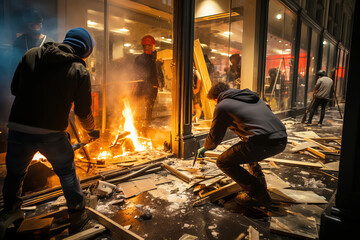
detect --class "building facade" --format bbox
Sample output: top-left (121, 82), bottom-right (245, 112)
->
top-left (0, 0), bottom-right (355, 156)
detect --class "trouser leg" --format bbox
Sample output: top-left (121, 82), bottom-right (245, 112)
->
top-left (307, 98), bottom-right (321, 123)
top-left (145, 88), bottom-right (158, 123)
top-left (319, 99), bottom-right (328, 124)
top-left (248, 162), bottom-right (267, 188)
top-left (216, 138), bottom-right (287, 194)
top-left (216, 142), bottom-right (264, 194)
top-left (3, 131), bottom-right (37, 211)
top-left (40, 132), bottom-right (85, 211)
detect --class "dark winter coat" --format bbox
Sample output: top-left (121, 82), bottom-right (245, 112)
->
top-left (134, 52), bottom-right (164, 95)
top-left (204, 88), bottom-right (287, 150)
top-left (9, 42), bottom-right (94, 131)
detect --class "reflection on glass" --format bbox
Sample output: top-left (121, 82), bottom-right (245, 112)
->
top-left (307, 30), bottom-right (319, 104)
top-left (193, 0), bottom-right (257, 134)
top-left (335, 50), bottom-right (344, 99)
top-left (264, 0), bottom-right (296, 111)
top-left (296, 23), bottom-right (309, 108)
top-left (322, 40), bottom-right (329, 72)
top-left (327, 42), bottom-right (336, 79)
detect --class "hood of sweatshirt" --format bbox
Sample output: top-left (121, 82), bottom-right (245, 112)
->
top-left (218, 88), bottom-right (259, 103)
top-left (40, 42), bottom-right (85, 66)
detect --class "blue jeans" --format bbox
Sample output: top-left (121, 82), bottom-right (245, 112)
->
top-left (3, 130), bottom-right (85, 211)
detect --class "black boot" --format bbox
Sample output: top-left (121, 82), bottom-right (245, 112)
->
top-left (68, 209), bottom-right (90, 234)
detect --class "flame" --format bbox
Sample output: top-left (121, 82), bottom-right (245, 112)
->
top-left (32, 151), bottom-right (46, 160)
top-left (122, 99), bottom-right (152, 152)
top-left (98, 150), bottom-right (112, 160)
top-left (96, 99), bottom-right (152, 160)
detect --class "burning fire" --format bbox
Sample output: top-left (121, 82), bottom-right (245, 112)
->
top-left (96, 99), bottom-right (152, 160)
top-left (97, 148), bottom-right (112, 160)
top-left (122, 99), bottom-right (152, 152)
top-left (32, 151), bottom-right (46, 160)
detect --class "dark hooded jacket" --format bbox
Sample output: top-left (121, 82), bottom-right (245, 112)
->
top-left (204, 88), bottom-right (287, 150)
top-left (9, 42), bottom-right (94, 131)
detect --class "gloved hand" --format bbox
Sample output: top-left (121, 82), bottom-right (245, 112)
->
top-left (88, 129), bottom-right (100, 140)
top-left (197, 147), bottom-right (207, 158)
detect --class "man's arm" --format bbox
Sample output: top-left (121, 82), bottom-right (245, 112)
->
top-left (73, 68), bottom-right (95, 132)
top-left (204, 106), bottom-right (229, 150)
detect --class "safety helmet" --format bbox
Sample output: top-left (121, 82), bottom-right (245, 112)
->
top-left (141, 35), bottom-right (156, 46)
top-left (316, 70), bottom-right (327, 77)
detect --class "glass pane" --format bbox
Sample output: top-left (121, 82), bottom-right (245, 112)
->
top-left (322, 39), bottom-right (329, 72)
top-left (335, 50), bottom-right (344, 98)
top-left (230, 0), bottom-right (257, 91)
top-left (193, 0), bottom-right (257, 134)
top-left (328, 42), bottom-right (336, 79)
top-left (264, 0), bottom-right (296, 111)
top-left (296, 23), bottom-right (309, 108)
top-left (86, 1), bottom-right (104, 128)
top-left (307, 30), bottom-right (319, 104)
top-left (193, 0), bottom-right (231, 133)
top-left (107, 0), bottom-right (173, 150)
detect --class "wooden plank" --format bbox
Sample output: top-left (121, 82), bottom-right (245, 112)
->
top-left (193, 39), bottom-right (216, 120)
top-left (264, 158), bottom-right (323, 168)
top-left (161, 163), bottom-right (192, 183)
top-left (204, 151), bottom-right (221, 158)
top-left (304, 138), bottom-right (338, 153)
top-left (64, 224), bottom-right (106, 240)
top-left (199, 182), bottom-right (242, 201)
top-left (290, 142), bottom-right (318, 152)
top-left (321, 161), bottom-right (339, 171)
top-left (86, 207), bottom-right (144, 240)
top-left (293, 131), bottom-right (320, 138)
top-left (248, 226), bottom-right (259, 240)
top-left (270, 215), bottom-right (318, 239)
top-left (310, 137), bottom-right (341, 141)
top-left (268, 188), bottom-right (327, 204)
top-left (291, 141), bottom-right (325, 159)
top-left (264, 171), bottom-right (290, 189)
top-left (17, 217), bottom-right (54, 234)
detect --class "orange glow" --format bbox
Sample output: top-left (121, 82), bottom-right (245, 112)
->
top-left (122, 99), bottom-right (152, 152)
top-left (97, 149), bottom-right (112, 160)
top-left (32, 151), bottom-right (46, 160)
top-left (96, 98), bottom-right (152, 160)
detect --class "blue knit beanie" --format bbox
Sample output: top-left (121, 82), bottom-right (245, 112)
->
top-left (63, 27), bottom-right (95, 58)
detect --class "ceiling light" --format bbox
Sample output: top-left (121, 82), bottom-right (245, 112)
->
top-left (279, 40), bottom-right (282, 43)
top-left (114, 28), bottom-right (129, 33)
top-left (223, 31), bottom-right (232, 35)
top-left (124, 43), bottom-right (131, 47)
top-left (87, 20), bottom-right (97, 26)
top-left (276, 14), bottom-right (282, 20)
top-left (323, 41), bottom-right (327, 45)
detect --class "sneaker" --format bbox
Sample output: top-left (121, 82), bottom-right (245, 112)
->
top-left (235, 190), bottom-right (272, 207)
top-left (0, 209), bottom-right (25, 239)
top-left (68, 209), bottom-right (90, 234)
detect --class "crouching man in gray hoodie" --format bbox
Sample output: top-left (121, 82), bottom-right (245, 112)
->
top-left (197, 82), bottom-right (287, 206)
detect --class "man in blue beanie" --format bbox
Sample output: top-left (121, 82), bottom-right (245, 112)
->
top-left (0, 27), bottom-right (99, 237)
